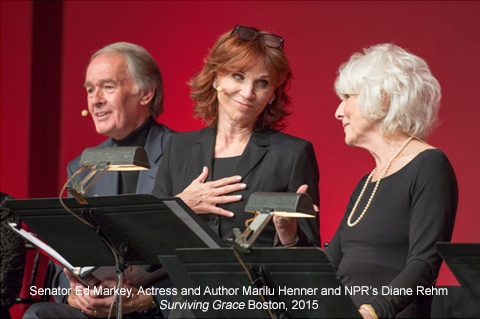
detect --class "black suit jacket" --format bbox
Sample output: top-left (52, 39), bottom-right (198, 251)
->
top-left (152, 127), bottom-right (320, 247)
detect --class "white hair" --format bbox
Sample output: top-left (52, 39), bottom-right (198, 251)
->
top-left (334, 43), bottom-right (441, 139)
top-left (90, 42), bottom-right (164, 118)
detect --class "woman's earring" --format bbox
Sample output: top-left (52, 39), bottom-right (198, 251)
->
top-left (268, 99), bottom-right (274, 105)
top-left (369, 112), bottom-right (380, 121)
top-left (213, 82), bottom-right (224, 92)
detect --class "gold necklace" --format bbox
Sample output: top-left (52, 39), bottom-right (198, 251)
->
top-left (347, 136), bottom-right (414, 227)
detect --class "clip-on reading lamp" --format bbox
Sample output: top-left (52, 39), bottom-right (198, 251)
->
top-left (67, 146), bottom-right (150, 204)
top-left (229, 192), bottom-right (316, 253)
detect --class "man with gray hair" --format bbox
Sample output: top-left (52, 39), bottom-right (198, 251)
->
top-left (23, 42), bottom-right (176, 318)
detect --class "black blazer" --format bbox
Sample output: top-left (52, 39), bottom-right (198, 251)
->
top-left (152, 127), bottom-right (320, 247)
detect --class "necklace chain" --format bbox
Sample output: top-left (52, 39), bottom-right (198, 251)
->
top-left (347, 136), bottom-right (414, 227)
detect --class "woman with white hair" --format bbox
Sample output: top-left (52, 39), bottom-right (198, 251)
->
top-left (326, 44), bottom-right (458, 318)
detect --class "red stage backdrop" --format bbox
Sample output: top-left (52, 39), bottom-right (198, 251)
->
top-left (2, 1), bottom-right (479, 318)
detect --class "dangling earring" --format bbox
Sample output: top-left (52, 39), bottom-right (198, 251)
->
top-left (213, 82), bottom-right (218, 89)
top-left (268, 99), bottom-right (274, 105)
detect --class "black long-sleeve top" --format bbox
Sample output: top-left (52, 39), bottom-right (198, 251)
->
top-left (325, 149), bottom-right (458, 318)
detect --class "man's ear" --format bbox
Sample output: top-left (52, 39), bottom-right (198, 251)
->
top-left (140, 86), bottom-right (155, 106)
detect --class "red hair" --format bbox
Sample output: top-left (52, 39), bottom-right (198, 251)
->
top-left (190, 26), bottom-right (292, 130)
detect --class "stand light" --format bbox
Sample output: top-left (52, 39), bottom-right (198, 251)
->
top-left (229, 192), bottom-right (316, 253)
top-left (67, 146), bottom-right (150, 204)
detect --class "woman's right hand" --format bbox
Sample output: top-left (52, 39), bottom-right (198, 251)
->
top-left (176, 166), bottom-right (246, 217)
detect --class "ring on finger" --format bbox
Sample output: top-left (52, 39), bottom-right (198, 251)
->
top-left (93, 309), bottom-right (97, 318)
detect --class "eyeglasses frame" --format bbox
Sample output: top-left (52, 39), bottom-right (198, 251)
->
top-left (230, 25), bottom-right (285, 49)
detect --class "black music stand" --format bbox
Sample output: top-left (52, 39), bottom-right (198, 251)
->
top-left (5, 194), bottom-right (227, 318)
top-left (437, 242), bottom-right (480, 312)
top-left (171, 247), bottom-right (360, 318)
top-left (5, 194), bottom-right (226, 264)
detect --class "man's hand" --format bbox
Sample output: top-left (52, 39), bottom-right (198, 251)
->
top-left (65, 269), bottom-right (112, 317)
top-left (65, 268), bottom-right (93, 309)
top-left (67, 275), bottom-right (154, 317)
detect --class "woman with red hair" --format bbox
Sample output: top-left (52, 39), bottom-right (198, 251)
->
top-left (153, 25), bottom-right (321, 247)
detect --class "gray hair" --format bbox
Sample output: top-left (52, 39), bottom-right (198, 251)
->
top-left (91, 42), bottom-right (163, 118)
top-left (334, 43), bottom-right (441, 139)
